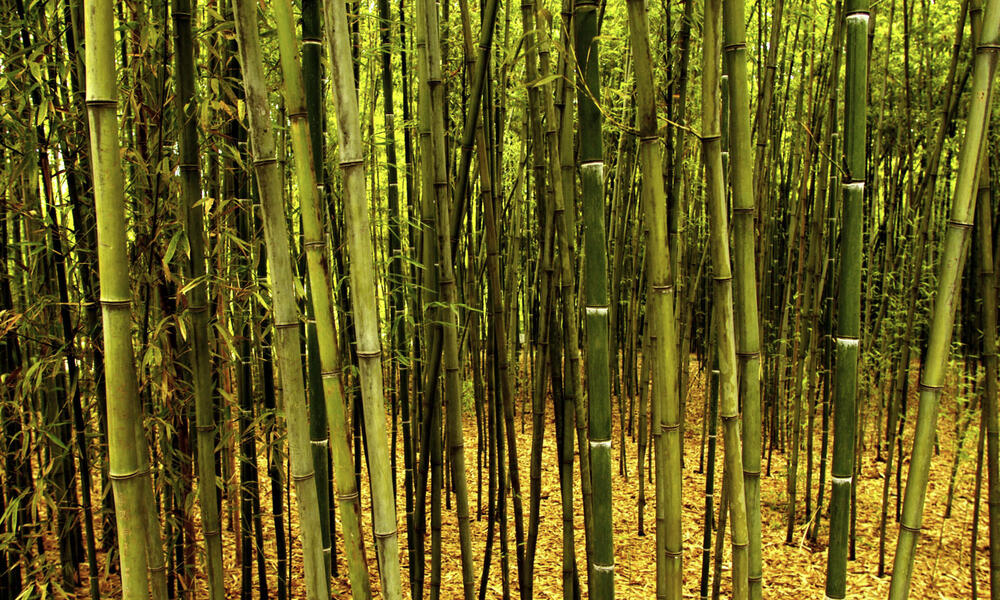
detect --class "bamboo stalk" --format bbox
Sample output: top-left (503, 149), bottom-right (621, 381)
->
top-left (321, 0), bottom-right (404, 595)
top-left (230, 2), bottom-right (331, 597)
top-left (271, 1), bottom-right (374, 596)
top-left (889, 0), bottom-right (1000, 595)
top-left (702, 0), bottom-right (750, 596)
top-left (84, 1), bottom-right (157, 596)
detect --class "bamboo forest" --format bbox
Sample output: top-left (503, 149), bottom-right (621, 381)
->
top-left (3, 0), bottom-right (1000, 597)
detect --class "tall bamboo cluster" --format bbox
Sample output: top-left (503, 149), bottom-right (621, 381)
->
top-left (6, 0), bottom-right (1000, 599)
top-left (271, 0), bottom-right (373, 596)
top-left (230, 1), bottom-right (330, 597)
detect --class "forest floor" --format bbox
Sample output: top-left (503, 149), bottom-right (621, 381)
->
top-left (62, 357), bottom-right (986, 599)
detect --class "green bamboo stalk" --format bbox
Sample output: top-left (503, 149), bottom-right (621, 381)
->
top-left (171, 2), bottom-right (224, 597)
top-left (889, 0), bottom-right (1000, 595)
top-left (522, 13), bottom-right (560, 588)
top-left (824, 1), bottom-right (868, 597)
top-left (550, 302), bottom-right (579, 600)
top-left (375, 0), bottom-right (410, 549)
top-left (299, 0), bottom-right (336, 578)
top-left (412, 0), bottom-right (439, 588)
top-left (270, 1), bottom-right (374, 597)
top-left (537, 13), bottom-right (591, 596)
top-left (700, 323), bottom-right (720, 600)
top-left (624, 1), bottom-right (681, 597)
top-left (702, 0), bottom-right (750, 597)
top-left (83, 1), bottom-right (155, 596)
top-left (974, 149), bottom-right (1000, 599)
top-left (447, 0), bottom-right (503, 251)
top-left (548, 0), bottom-right (598, 583)
top-left (751, 0), bottom-right (783, 202)
top-left (417, 0), bottom-right (479, 595)
top-left (575, 0), bottom-right (614, 595)
top-left (320, 0), bottom-right (404, 596)
top-left (721, 0), bottom-right (763, 594)
top-left (425, 5), bottom-right (479, 595)
top-left (230, 3), bottom-right (331, 598)
top-left (525, 187), bottom-right (555, 599)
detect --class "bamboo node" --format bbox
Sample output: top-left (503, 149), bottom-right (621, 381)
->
top-left (640, 135), bottom-right (659, 143)
top-left (291, 472), bottom-right (315, 482)
top-left (338, 491), bottom-right (361, 502)
top-left (340, 157), bottom-right (365, 168)
top-left (356, 349), bottom-right (382, 358)
top-left (100, 299), bottom-right (131, 309)
top-left (918, 382), bottom-right (944, 392)
top-left (723, 42), bottom-right (747, 52)
top-left (288, 110), bottom-right (309, 120)
top-left (303, 240), bottom-right (326, 250)
top-left (592, 562), bottom-right (616, 572)
top-left (195, 424), bottom-right (215, 432)
top-left (303, 38), bottom-right (323, 46)
top-left (310, 438), bottom-right (329, 446)
top-left (274, 321), bottom-right (299, 330)
top-left (109, 467), bottom-right (150, 481)
top-left (85, 99), bottom-right (117, 109)
top-left (845, 11), bottom-right (871, 23)
top-left (947, 219), bottom-right (973, 230)
top-left (374, 530), bottom-right (398, 540)
top-left (733, 207), bottom-right (754, 215)
top-left (321, 369), bottom-right (342, 378)
top-left (148, 564), bottom-right (168, 574)
top-left (585, 306), bottom-right (609, 316)
top-left (253, 158), bottom-right (278, 168)
top-left (735, 351), bottom-right (760, 359)
top-left (832, 475), bottom-right (852, 485)
top-left (899, 522), bottom-right (922, 534)
top-left (835, 336), bottom-right (860, 347)
top-left (179, 162), bottom-right (199, 172)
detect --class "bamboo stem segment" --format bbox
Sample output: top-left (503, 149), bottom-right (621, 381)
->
top-left (889, 0), bottom-right (1000, 596)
